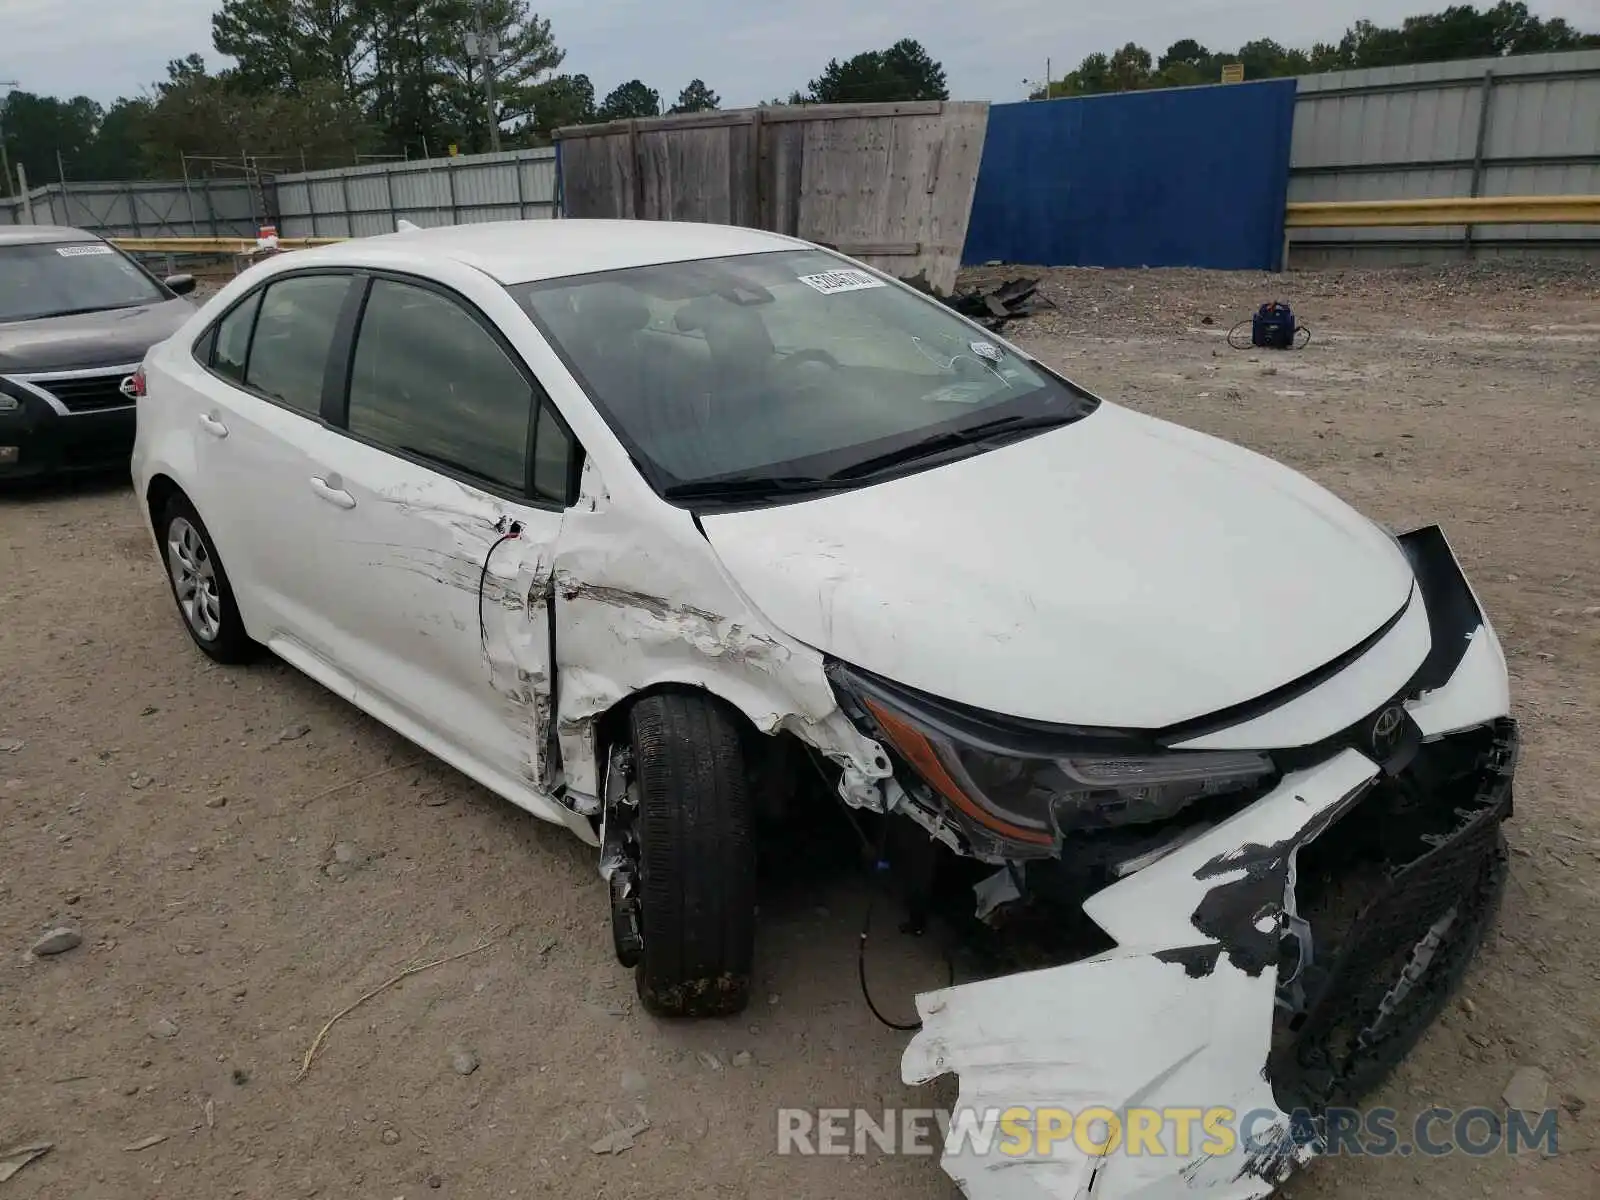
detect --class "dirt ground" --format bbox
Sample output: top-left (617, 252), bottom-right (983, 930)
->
top-left (3, 260), bottom-right (1598, 1199)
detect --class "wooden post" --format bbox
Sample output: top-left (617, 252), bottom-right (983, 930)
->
top-left (628, 121), bottom-right (643, 219)
top-left (748, 109), bottom-right (764, 230)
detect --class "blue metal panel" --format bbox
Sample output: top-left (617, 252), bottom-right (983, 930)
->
top-left (964, 80), bottom-right (1298, 271)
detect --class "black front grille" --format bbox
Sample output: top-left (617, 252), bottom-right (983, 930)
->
top-left (41, 374), bottom-right (133, 413)
top-left (1270, 719), bottom-right (1516, 1110)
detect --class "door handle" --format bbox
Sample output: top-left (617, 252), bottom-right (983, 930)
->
top-left (198, 412), bottom-right (229, 438)
top-left (309, 475), bottom-right (356, 509)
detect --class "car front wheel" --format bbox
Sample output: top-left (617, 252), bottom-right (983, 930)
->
top-left (629, 692), bottom-right (756, 1018)
top-left (159, 495), bottom-right (253, 663)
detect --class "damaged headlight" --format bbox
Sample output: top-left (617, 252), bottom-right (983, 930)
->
top-left (836, 670), bottom-right (1273, 852)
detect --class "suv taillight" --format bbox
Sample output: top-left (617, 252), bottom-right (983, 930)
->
top-left (132, 367), bottom-right (147, 398)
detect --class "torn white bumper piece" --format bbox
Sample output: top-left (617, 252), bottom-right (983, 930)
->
top-left (903, 749), bottom-right (1380, 1199)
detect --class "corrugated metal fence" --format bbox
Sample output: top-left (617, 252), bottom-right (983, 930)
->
top-left (273, 147), bottom-right (558, 237)
top-left (0, 178), bottom-right (264, 235)
top-left (1290, 49), bottom-right (1600, 264)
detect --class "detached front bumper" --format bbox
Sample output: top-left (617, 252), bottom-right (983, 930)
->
top-left (903, 536), bottom-right (1517, 1200)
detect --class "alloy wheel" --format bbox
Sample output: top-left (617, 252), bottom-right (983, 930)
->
top-left (166, 516), bottom-right (222, 642)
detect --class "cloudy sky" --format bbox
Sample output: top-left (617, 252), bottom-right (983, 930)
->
top-left (6, 0), bottom-right (1596, 107)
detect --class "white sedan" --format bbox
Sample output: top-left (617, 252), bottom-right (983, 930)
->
top-left (133, 220), bottom-right (1517, 1200)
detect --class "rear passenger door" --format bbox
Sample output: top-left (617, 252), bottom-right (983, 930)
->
top-left (314, 273), bottom-right (579, 796)
top-left (186, 270), bottom-right (360, 662)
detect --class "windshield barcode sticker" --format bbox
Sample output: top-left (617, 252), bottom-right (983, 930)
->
top-left (55, 244), bottom-right (114, 257)
top-left (797, 269), bottom-right (886, 295)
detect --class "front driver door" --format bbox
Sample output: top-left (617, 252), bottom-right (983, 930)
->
top-left (308, 274), bottom-right (578, 802)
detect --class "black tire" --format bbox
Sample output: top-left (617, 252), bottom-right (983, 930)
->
top-left (158, 493), bottom-right (255, 664)
top-left (630, 692), bottom-right (755, 1018)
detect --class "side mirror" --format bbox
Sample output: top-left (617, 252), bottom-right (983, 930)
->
top-left (164, 274), bottom-right (197, 296)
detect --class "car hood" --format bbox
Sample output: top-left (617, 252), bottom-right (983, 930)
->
top-left (0, 298), bottom-right (194, 372)
top-left (699, 402), bottom-right (1416, 730)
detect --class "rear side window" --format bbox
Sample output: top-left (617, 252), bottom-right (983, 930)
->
top-left (346, 279), bottom-right (537, 493)
top-left (212, 291), bottom-right (261, 383)
top-left (244, 275), bottom-right (352, 415)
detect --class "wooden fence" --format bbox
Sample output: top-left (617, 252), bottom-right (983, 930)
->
top-left (555, 101), bottom-right (988, 295)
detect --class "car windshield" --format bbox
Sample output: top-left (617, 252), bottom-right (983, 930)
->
top-left (0, 241), bottom-right (167, 323)
top-left (515, 249), bottom-right (1096, 500)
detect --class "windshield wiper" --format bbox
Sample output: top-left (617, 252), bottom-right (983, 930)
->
top-left (662, 474), bottom-right (861, 503)
top-left (828, 412), bottom-right (1076, 481)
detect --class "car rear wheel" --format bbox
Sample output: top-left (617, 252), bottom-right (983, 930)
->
top-left (630, 692), bottom-right (756, 1018)
top-left (159, 495), bottom-right (253, 663)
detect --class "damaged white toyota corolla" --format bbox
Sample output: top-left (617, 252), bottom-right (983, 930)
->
top-left (133, 221), bottom-right (1516, 1199)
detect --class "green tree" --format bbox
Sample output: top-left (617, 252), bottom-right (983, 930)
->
top-left (211, 0), bottom-right (370, 95)
top-left (1029, 4), bottom-right (1599, 97)
top-left (526, 72), bottom-right (594, 138)
top-left (83, 99), bottom-right (153, 179)
top-left (1334, 3), bottom-right (1598, 69)
top-left (1158, 39), bottom-right (1211, 72)
top-left (669, 79), bottom-right (720, 114)
top-left (1107, 43), bottom-right (1153, 91)
top-left (1236, 38), bottom-right (1301, 78)
top-left (432, 0), bottom-right (565, 152)
top-left (596, 79), bottom-right (660, 119)
top-left (1058, 52), bottom-right (1114, 95)
top-left (0, 92), bottom-right (102, 183)
top-left (362, 0), bottom-right (448, 158)
top-left (142, 59), bottom-right (373, 174)
top-left (807, 38), bottom-right (948, 103)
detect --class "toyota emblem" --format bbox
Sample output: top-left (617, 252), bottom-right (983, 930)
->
top-left (118, 375), bottom-right (139, 400)
top-left (1368, 705), bottom-right (1408, 759)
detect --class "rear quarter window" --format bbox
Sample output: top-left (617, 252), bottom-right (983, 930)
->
top-left (210, 291), bottom-right (262, 383)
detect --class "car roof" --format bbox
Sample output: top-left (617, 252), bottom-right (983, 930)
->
top-left (290, 219), bottom-right (810, 285)
top-left (0, 224), bottom-right (102, 247)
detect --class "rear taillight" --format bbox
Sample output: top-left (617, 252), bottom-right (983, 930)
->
top-left (132, 367), bottom-right (147, 398)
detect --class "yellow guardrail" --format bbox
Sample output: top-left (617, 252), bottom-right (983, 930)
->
top-left (1285, 195), bottom-right (1600, 229)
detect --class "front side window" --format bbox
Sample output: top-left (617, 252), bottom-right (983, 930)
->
top-left (0, 240), bottom-right (167, 323)
top-left (244, 274), bottom-right (352, 415)
top-left (346, 279), bottom-right (538, 493)
top-left (515, 249), bottom-right (1096, 503)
